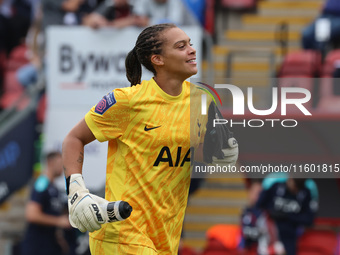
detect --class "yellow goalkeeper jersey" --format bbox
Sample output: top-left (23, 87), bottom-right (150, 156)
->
top-left (85, 78), bottom-right (206, 254)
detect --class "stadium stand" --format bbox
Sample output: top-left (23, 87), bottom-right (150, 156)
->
top-left (212, 0), bottom-right (322, 85)
top-left (184, 0), bottom-right (328, 253)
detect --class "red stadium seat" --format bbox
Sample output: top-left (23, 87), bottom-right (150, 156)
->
top-left (202, 239), bottom-right (241, 255)
top-left (297, 229), bottom-right (337, 255)
top-left (278, 50), bottom-right (322, 78)
top-left (202, 225), bottom-right (242, 255)
top-left (277, 50), bottom-right (322, 111)
top-left (316, 49), bottom-right (340, 112)
top-left (6, 44), bottom-right (29, 71)
top-left (179, 246), bottom-right (199, 255)
top-left (221, 0), bottom-right (257, 10)
top-left (298, 252), bottom-right (327, 255)
top-left (0, 71), bottom-right (27, 109)
top-left (321, 49), bottom-right (340, 77)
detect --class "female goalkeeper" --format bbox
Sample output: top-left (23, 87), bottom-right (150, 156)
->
top-left (62, 23), bottom-right (238, 254)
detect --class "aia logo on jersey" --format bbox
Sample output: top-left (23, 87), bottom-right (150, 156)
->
top-left (95, 92), bottom-right (116, 115)
top-left (153, 146), bottom-right (192, 167)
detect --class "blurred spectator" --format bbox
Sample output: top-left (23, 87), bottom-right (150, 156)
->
top-left (16, 53), bottom-right (41, 87)
top-left (240, 180), bottom-right (285, 255)
top-left (301, 0), bottom-right (340, 52)
top-left (20, 151), bottom-right (72, 255)
top-left (82, 0), bottom-right (133, 29)
top-left (240, 180), bottom-right (263, 253)
top-left (0, 0), bottom-right (33, 55)
top-left (41, 0), bottom-right (99, 32)
top-left (15, 4), bottom-right (43, 88)
top-left (83, 0), bottom-right (200, 29)
top-left (15, 0), bottom-right (100, 88)
top-left (132, 0), bottom-right (199, 27)
top-left (16, 8), bottom-right (43, 87)
top-left (255, 177), bottom-right (318, 255)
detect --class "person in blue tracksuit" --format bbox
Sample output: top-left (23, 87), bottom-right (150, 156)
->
top-left (21, 151), bottom-right (72, 255)
top-left (255, 175), bottom-right (318, 255)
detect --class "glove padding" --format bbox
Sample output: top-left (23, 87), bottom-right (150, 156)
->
top-left (203, 102), bottom-right (239, 165)
top-left (67, 174), bottom-right (132, 232)
top-left (211, 137), bottom-right (239, 166)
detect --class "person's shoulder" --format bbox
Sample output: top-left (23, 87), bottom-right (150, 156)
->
top-left (305, 179), bottom-right (318, 201)
top-left (188, 81), bottom-right (200, 89)
top-left (115, 82), bottom-right (145, 95)
top-left (34, 175), bottom-right (50, 193)
top-left (110, 84), bottom-right (143, 102)
top-left (189, 82), bottom-right (207, 95)
top-left (262, 173), bottom-right (288, 190)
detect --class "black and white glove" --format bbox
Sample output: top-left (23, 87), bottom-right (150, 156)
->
top-left (67, 174), bottom-right (132, 232)
top-left (211, 137), bottom-right (238, 166)
top-left (203, 102), bottom-right (239, 166)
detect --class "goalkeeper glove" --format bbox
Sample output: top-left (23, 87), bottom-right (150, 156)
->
top-left (67, 174), bottom-right (132, 232)
top-left (203, 101), bottom-right (239, 166)
top-left (211, 137), bottom-right (239, 166)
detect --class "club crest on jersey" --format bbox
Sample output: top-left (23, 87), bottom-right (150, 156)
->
top-left (95, 92), bottom-right (116, 115)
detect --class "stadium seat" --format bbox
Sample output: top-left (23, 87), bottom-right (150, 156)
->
top-left (0, 71), bottom-right (27, 109)
top-left (6, 44), bottom-right (29, 71)
top-left (221, 0), bottom-right (257, 10)
top-left (321, 49), bottom-right (340, 77)
top-left (179, 246), bottom-right (199, 255)
top-left (297, 229), bottom-right (337, 255)
top-left (202, 239), bottom-right (241, 255)
top-left (278, 50), bottom-right (322, 78)
top-left (316, 49), bottom-right (340, 112)
top-left (277, 50), bottom-right (322, 111)
top-left (202, 225), bottom-right (242, 255)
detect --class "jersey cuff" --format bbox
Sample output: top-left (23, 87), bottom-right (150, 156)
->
top-left (85, 112), bottom-right (107, 142)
